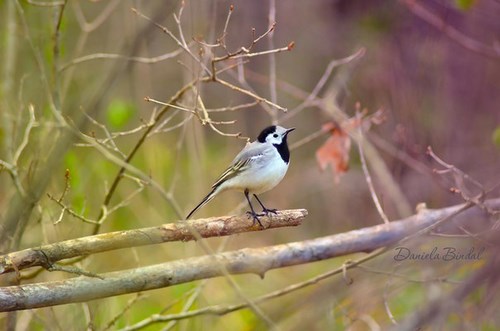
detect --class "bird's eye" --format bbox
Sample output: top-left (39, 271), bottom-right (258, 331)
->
top-left (273, 134), bottom-right (278, 138)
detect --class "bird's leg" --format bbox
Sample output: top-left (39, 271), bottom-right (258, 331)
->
top-left (244, 190), bottom-right (263, 227)
top-left (253, 194), bottom-right (278, 217)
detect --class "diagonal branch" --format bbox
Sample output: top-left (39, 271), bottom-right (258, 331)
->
top-left (0, 209), bottom-right (308, 275)
top-left (1, 199), bottom-right (498, 312)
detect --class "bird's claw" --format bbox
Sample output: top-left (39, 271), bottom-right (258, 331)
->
top-left (246, 211), bottom-right (264, 228)
top-left (261, 208), bottom-right (278, 217)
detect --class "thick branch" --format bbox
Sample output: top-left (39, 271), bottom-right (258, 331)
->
top-left (0, 209), bottom-right (308, 275)
top-left (0, 200), bottom-right (498, 312)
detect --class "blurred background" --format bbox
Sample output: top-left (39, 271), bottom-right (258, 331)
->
top-left (1, 0), bottom-right (499, 330)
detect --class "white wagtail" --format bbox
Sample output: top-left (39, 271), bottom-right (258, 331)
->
top-left (186, 125), bottom-right (295, 226)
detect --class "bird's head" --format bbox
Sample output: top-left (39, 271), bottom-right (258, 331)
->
top-left (257, 125), bottom-right (295, 145)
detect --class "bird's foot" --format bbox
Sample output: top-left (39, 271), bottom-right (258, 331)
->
top-left (261, 208), bottom-right (278, 217)
top-left (246, 211), bottom-right (264, 228)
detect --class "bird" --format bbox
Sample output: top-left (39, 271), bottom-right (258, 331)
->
top-left (186, 125), bottom-right (295, 227)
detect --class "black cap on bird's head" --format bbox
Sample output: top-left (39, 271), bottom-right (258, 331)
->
top-left (256, 126), bottom-right (295, 163)
top-left (257, 126), bottom-right (277, 143)
top-left (257, 125), bottom-right (295, 143)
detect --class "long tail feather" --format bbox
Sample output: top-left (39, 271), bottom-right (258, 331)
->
top-left (186, 187), bottom-right (220, 219)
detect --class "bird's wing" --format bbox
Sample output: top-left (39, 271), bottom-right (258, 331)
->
top-left (211, 142), bottom-right (268, 188)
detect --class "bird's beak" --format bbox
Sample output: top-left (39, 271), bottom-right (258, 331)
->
top-left (285, 127), bottom-right (296, 135)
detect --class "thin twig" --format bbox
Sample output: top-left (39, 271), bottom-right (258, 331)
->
top-left (82, 110), bottom-right (126, 158)
top-left (13, 104), bottom-right (37, 164)
top-left (102, 294), bottom-right (146, 331)
top-left (72, 0), bottom-right (120, 32)
top-left (95, 80), bottom-right (195, 234)
top-left (60, 48), bottom-right (185, 71)
top-left (357, 112), bottom-right (390, 224)
top-left (144, 97), bottom-right (196, 114)
top-left (47, 193), bottom-right (99, 225)
top-left (47, 264), bottom-right (103, 280)
top-left (427, 146), bottom-right (485, 203)
top-left (216, 78), bottom-right (287, 112)
top-left (207, 101), bottom-right (259, 112)
top-left (268, 0), bottom-right (278, 124)
top-left (220, 4), bottom-right (234, 45)
top-left (289, 129), bottom-right (326, 150)
top-left (354, 265), bottom-right (461, 284)
top-left (132, 7), bottom-right (210, 76)
top-left (26, 0), bottom-right (65, 6)
top-left (281, 48), bottom-right (366, 122)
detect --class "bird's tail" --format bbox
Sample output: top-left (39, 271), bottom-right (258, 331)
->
top-left (186, 186), bottom-right (220, 220)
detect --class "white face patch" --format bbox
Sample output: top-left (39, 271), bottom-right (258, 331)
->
top-left (266, 132), bottom-right (283, 145)
top-left (265, 126), bottom-right (289, 145)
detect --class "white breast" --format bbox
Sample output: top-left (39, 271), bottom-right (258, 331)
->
top-left (221, 147), bottom-right (289, 194)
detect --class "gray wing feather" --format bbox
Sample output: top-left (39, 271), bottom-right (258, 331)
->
top-left (231, 141), bottom-right (269, 164)
top-left (211, 142), bottom-right (269, 188)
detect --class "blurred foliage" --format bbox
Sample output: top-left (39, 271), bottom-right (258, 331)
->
top-left (492, 127), bottom-right (500, 147)
top-left (454, 0), bottom-right (478, 11)
top-left (106, 99), bottom-right (137, 129)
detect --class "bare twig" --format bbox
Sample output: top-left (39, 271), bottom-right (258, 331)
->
top-left (211, 23), bottom-right (278, 65)
top-left (131, 7), bottom-right (210, 75)
top-left (47, 193), bottom-right (98, 225)
top-left (207, 101), bottom-right (259, 112)
top-left (13, 104), bottom-right (37, 164)
top-left (26, 0), bottom-right (65, 6)
top-left (102, 294), bottom-right (146, 331)
top-left (268, 0), bottom-right (278, 124)
top-left (144, 97), bottom-right (196, 114)
top-left (0, 161), bottom-right (25, 198)
top-left (289, 128), bottom-right (326, 150)
top-left (281, 48), bottom-right (366, 122)
top-left (320, 94), bottom-right (413, 217)
top-left (72, 0), bottom-right (120, 32)
top-left (427, 146), bottom-right (485, 203)
top-left (82, 110), bottom-right (126, 158)
top-left (357, 112), bottom-right (390, 224)
top-left (59, 48), bottom-right (185, 71)
top-left (383, 272), bottom-right (399, 325)
top-left (52, 0), bottom-right (67, 111)
top-left (0, 104), bottom-right (38, 197)
top-left (220, 5), bottom-right (234, 46)
top-left (216, 78), bottom-right (287, 112)
top-left (354, 265), bottom-right (460, 284)
top-left (95, 81), bottom-right (195, 234)
top-left (46, 264), bottom-right (103, 280)
top-left (1, 0), bottom-right (17, 162)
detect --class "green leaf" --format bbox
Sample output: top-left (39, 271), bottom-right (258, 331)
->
top-left (106, 99), bottom-right (136, 129)
top-left (492, 127), bottom-right (500, 148)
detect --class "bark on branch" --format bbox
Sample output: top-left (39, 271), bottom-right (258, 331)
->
top-left (0, 200), bottom-right (497, 312)
top-left (0, 209), bottom-right (308, 275)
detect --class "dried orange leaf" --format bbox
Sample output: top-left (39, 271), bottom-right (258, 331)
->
top-left (316, 128), bottom-right (351, 183)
